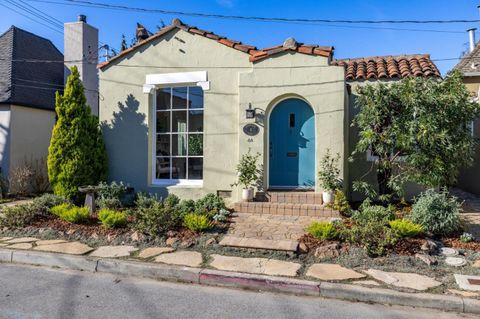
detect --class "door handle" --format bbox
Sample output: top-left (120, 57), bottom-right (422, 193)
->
top-left (269, 142), bottom-right (273, 159)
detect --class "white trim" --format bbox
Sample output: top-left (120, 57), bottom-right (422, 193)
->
top-left (143, 84), bottom-right (155, 94)
top-left (146, 71), bottom-right (208, 87)
top-left (150, 84), bottom-right (205, 187)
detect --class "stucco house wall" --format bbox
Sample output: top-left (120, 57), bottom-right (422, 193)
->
top-left (9, 104), bottom-right (55, 173)
top-left (99, 28), bottom-right (347, 201)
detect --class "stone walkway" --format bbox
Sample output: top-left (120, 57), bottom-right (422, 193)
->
top-left (1, 235), bottom-right (480, 293)
top-left (228, 213), bottom-right (329, 241)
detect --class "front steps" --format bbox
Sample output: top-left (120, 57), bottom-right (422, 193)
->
top-left (233, 191), bottom-right (341, 218)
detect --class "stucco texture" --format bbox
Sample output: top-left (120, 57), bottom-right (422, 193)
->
top-left (99, 28), bottom-right (347, 201)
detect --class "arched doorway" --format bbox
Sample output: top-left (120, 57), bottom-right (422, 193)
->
top-left (269, 98), bottom-right (315, 189)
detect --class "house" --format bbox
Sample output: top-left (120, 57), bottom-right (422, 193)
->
top-left (0, 26), bottom-right (63, 184)
top-left (98, 18), bottom-right (440, 203)
top-left (454, 29), bottom-right (480, 195)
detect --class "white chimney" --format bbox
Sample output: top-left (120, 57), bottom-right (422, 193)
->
top-left (64, 15), bottom-right (99, 116)
top-left (468, 28), bottom-right (477, 53)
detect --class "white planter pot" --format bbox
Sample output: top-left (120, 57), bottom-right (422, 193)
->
top-left (242, 188), bottom-right (254, 202)
top-left (322, 190), bottom-right (335, 204)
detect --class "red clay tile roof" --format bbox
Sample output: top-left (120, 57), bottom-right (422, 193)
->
top-left (99, 18), bottom-right (333, 68)
top-left (333, 54), bottom-right (440, 81)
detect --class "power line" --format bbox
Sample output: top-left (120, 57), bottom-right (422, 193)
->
top-left (0, 1), bottom-right (63, 34)
top-left (24, 0), bottom-right (480, 25)
top-left (6, 0), bottom-right (64, 29)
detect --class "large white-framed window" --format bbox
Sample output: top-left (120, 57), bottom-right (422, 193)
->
top-left (152, 86), bottom-right (204, 186)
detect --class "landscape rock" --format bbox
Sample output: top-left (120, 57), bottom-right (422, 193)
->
top-left (180, 240), bottom-right (195, 248)
top-left (298, 242), bottom-right (308, 254)
top-left (306, 264), bottom-right (365, 281)
top-left (210, 254), bottom-right (301, 277)
top-left (314, 243), bottom-right (341, 259)
top-left (137, 247), bottom-right (174, 259)
top-left (415, 253), bottom-right (437, 266)
top-left (166, 237), bottom-right (178, 246)
top-left (473, 260), bottom-right (480, 268)
top-left (90, 233), bottom-right (99, 240)
top-left (130, 231), bottom-right (144, 242)
top-left (90, 245), bottom-right (138, 258)
top-left (34, 242), bottom-right (94, 255)
top-left (155, 251), bottom-right (203, 267)
top-left (448, 289), bottom-right (479, 297)
top-left (365, 269), bottom-right (441, 291)
top-left (204, 238), bottom-right (216, 246)
top-left (420, 240), bottom-right (438, 255)
top-left (439, 247), bottom-right (458, 257)
top-left (66, 229), bottom-right (76, 235)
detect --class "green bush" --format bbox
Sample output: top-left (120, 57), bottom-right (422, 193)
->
top-left (176, 199), bottom-right (196, 216)
top-left (163, 194), bottom-right (180, 208)
top-left (96, 181), bottom-right (127, 210)
top-left (47, 66), bottom-right (108, 199)
top-left (327, 190), bottom-right (352, 217)
top-left (183, 213), bottom-right (212, 232)
top-left (50, 204), bottom-right (89, 224)
top-left (98, 209), bottom-right (127, 228)
top-left (0, 204), bottom-right (36, 227)
top-left (133, 201), bottom-right (182, 237)
top-left (346, 221), bottom-right (398, 257)
top-left (306, 221), bottom-right (338, 240)
top-left (389, 219), bottom-right (423, 238)
top-left (135, 192), bottom-right (160, 209)
top-left (195, 193), bottom-right (226, 215)
top-left (212, 208), bottom-right (230, 222)
top-left (32, 193), bottom-right (68, 216)
top-left (409, 189), bottom-right (462, 236)
top-left (352, 204), bottom-right (395, 225)
top-left (460, 232), bottom-right (474, 243)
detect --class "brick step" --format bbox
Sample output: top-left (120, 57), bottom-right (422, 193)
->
top-left (233, 202), bottom-right (340, 218)
top-left (256, 191), bottom-right (323, 205)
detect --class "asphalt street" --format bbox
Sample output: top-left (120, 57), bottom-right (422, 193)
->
top-left (0, 263), bottom-right (475, 319)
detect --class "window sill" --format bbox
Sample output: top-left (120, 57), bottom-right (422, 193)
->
top-left (151, 180), bottom-right (203, 188)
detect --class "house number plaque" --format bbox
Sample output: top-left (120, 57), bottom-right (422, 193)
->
top-left (243, 124), bottom-right (260, 136)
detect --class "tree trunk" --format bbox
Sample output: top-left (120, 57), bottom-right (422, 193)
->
top-left (377, 166), bottom-right (393, 197)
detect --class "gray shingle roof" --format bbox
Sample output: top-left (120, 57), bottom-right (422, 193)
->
top-left (454, 44), bottom-right (480, 75)
top-left (0, 26), bottom-right (63, 111)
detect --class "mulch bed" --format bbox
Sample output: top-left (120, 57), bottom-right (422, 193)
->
top-left (443, 238), bottom-right (480, 251)
top-left (298, 233), bottom-right (345, 252)
top-left (390, 237), bottom-right (425, 256)
top-left (30, 215), bottom-right (130, 237)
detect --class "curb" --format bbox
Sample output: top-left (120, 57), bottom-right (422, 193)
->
top-left (1, 248), bottom-right (479, 314)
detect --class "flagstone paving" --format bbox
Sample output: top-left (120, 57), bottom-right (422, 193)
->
top-left (306, 264), bottom-right (365, 281)
top-left (228, 213), bottom-right (328, 241)
top-left (210, 254), bottom-right (301, 277)
top-left (219, 236), bottom-right (298, 251)
top-left (0, 237), bottom-right (13, 241)
top-left (90, 245), bottom-right (138, 258)
top-left (4, 237), bottom-right (39, 244)
top-left (137, 247), bottom-right (174, 259)
top-left (154, 251), bottom-right (203, 267)
top-left (8, 243), bottom-right (33, 250)
top-left (33, 241), bottom-right (94, 255)
top-left (365, 269), bottom-right (441, 291)
top-left (35, 240), bottom-right (67, 246)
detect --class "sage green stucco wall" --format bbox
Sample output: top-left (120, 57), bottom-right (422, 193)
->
top-left (99, 28), bottom-right (346, 202)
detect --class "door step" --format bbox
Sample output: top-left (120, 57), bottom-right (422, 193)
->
top-left (233, 202), bottom-right (340, 218)
top-left (219, 236), bottom-right (298, 252)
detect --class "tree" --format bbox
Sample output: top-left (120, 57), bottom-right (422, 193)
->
top-left (48, 66), bottom-right (108, 199)
top-left (352, 70), bottom-right (480, 202)
top-left (120, 34), bottom-right (128, 51)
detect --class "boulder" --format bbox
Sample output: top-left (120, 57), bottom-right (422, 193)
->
top-left (314, 243), bottom-right (341, 259)
top-left (420, 240), bottom-right (438, 255)
top-left (415, 253), bottom-right (437, 266)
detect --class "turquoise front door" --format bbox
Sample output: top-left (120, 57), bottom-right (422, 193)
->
top-left (269, 98), bottom-right (315, 188)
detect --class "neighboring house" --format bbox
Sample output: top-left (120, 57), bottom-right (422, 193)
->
top-left (0, 26), bottom-right (63, 182)
top-left (454, 40), bottom-right (480, 195)
top-left (98, 18), bottom-right (440, 202)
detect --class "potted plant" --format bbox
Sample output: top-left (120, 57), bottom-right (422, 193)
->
top-left (318, 149), bottom-right (341, 204)
top-left (232, 150), bottom-right (261, 201)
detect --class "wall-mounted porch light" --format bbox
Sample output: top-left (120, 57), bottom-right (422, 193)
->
top-left (246, 103), bottom-right (256, 119)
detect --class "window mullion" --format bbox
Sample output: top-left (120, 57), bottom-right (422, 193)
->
top-left (186, 86), bottom-right (189, 180)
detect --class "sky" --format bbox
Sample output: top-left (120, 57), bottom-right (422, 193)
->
top-left (0, 0), bottom-right (479, 74)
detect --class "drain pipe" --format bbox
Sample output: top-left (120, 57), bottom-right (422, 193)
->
top-left (468, 28), bottom-right (477, 53)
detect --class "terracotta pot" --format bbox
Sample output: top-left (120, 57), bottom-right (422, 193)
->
top-left (322, 190), bottom-right (335, 204)
top-left (242, 188), bottom-right (254, 202)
